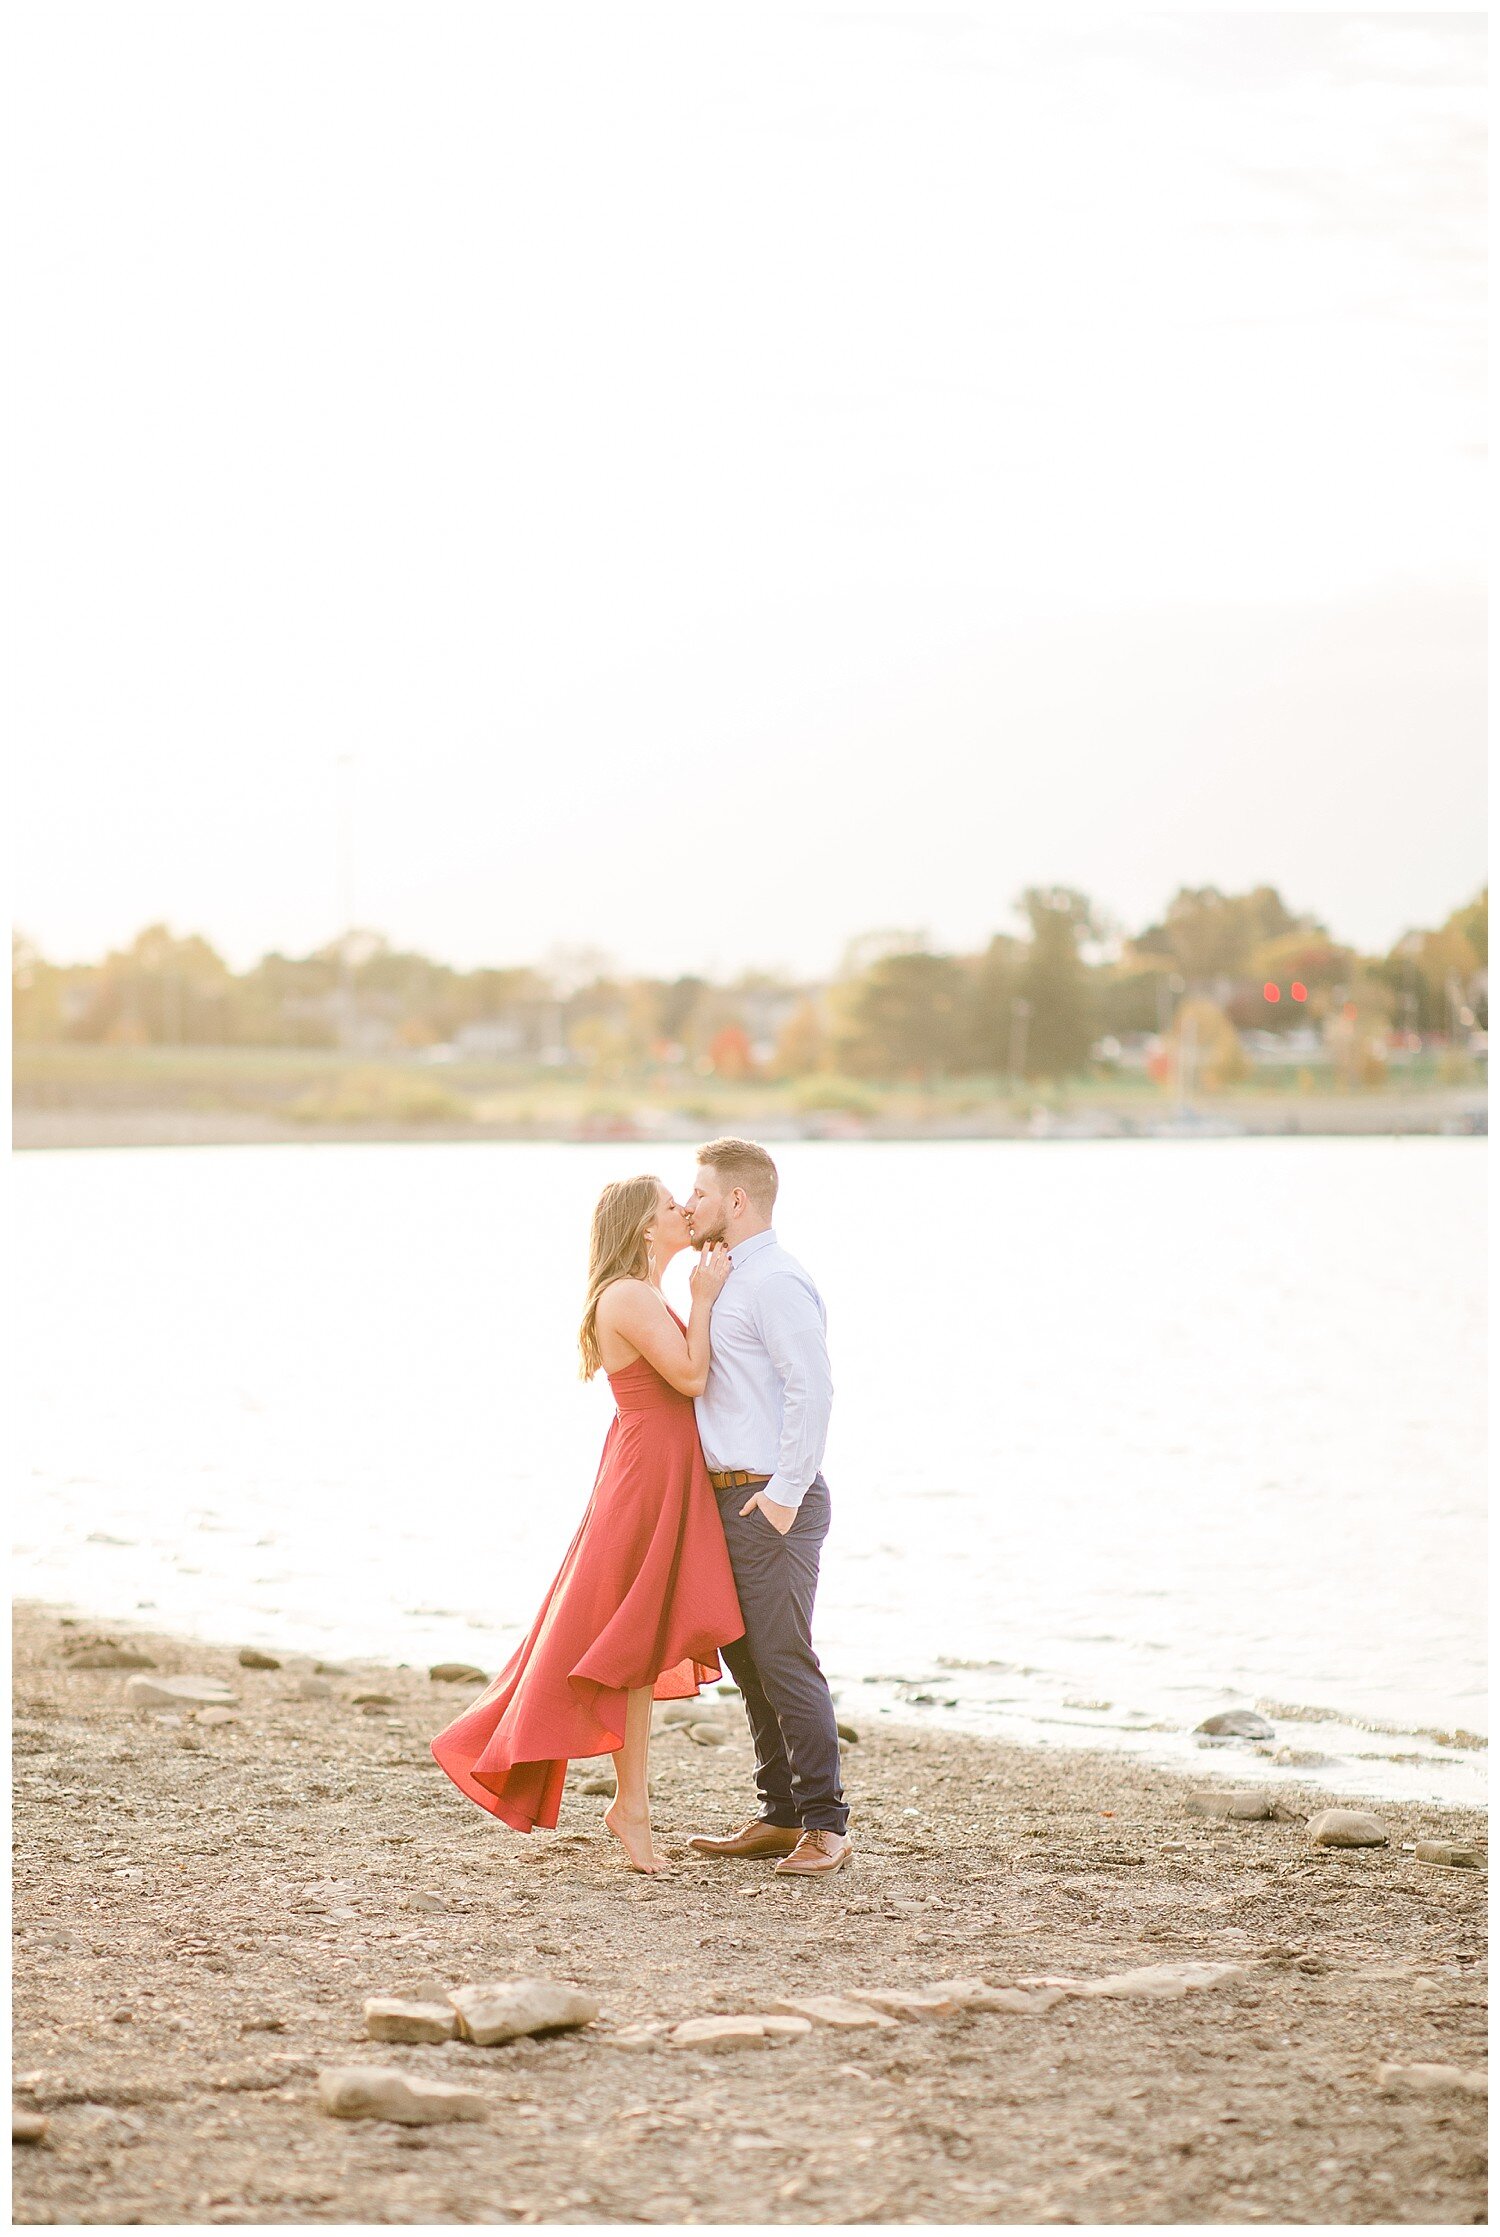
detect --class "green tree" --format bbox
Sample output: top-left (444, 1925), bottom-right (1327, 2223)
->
top-left (965, 934), bottom-right (1024, 1075)
top-left (1132, 885), bottom-right (1307, 981)
top-left (837, 950), bottom-right (966, 1081)
top-left (1017, 888), bottom-right (1097, 1078)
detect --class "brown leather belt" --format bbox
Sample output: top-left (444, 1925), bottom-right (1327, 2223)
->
top-left (709, 1469), bottom-right (771, 1491)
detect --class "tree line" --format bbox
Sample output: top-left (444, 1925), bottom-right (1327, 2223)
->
top-left (11, 882), bottom-right (1487, 1085)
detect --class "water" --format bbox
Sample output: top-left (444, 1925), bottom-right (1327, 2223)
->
top-left (13, 1138), bottom-right (1486, 1806)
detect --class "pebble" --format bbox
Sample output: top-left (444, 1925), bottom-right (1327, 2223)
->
top-left (124, 1674), bottom-right (236, 1709)
top-left (836, 1722), bottom-right (860, 1743)
top-left (314, 1661), bottom-right (350, 1676)
top-left (13, 2110), bottom-right (49, 2144)
top-left (655, 1702), bottom-right (702, 1728)
top-left (773, 1994), bottom-right (898, 2030)
top-left (317, 2066), bottom-right (488, 2125)
top-left (1186, 1789), bottom-right (1277, 1821)
top-left (686, 1724), bottom-right (728, 1747)
top-left (196, 1708), bottom-right (237, 1727)
top-left (1376, 2063), bottom-right (1487, 2098)
top-left (408, 1892), bottom-right (451, 1915)
top-left (364, 1997), bottom-right (458, 2044)
top-left (295, 1675), bottom-right (333, 1701)
top-left (580, 1774), bottom-right (614, 1797)
top-left (353, 1691), bottom-right (396, 1706)
top-left (669, 2015), bottom-right (812, 2050)
top-left (1413, 1839), bottom-right (1484, 1870)
top-left (237, 1648), bottom-right (281, 1669)
top-left (428, 1662), bottom-right (486, 1684)
top-left (1308, 1808), bottom-right (1388, 1849)
top-left (1196, 1710), bottom-right (1275, 1740)
top-left (62, 1644), bottom-right (156, 1670)
top-left (448, 1979), bottom-right (600, 2046)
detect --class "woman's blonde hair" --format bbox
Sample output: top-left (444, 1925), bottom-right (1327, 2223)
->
top-left (578, 1174), bottom-right (661, 1378)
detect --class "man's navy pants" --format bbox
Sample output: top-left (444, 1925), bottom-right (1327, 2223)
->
top-left (713, 1474), bottom-right (848, 1836)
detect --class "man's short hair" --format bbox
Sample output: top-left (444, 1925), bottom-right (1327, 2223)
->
top-left (697, 1137), bottom-right (779, 1214)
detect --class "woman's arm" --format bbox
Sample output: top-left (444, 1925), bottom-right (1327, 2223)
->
top-left (597, 1250), bottom-right (730, 1396)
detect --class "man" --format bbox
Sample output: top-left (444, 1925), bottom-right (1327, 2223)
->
top-left (684, 1137), bottom-right (851, 1877)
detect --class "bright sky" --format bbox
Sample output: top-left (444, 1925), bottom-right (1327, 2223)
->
top-left (10, 4), bottom-right (1485, 979)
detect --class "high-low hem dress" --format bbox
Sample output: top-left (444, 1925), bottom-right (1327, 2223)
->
top-left (429, 1316), bottom-right (745, 1834)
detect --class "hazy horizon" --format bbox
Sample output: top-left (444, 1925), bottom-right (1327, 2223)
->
top-left (11, 6), bottom-right (1485, 981)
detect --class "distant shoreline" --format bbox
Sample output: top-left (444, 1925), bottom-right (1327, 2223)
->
top-left (11, 1088), bottom-right (1487, 1151)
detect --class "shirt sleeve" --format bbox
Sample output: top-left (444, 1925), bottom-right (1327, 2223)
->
top-left (752, 1272), bottom-right (833, 1510)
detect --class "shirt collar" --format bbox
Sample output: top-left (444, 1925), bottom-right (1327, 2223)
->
top-left (728, 1227), bottom-right (777, 1270)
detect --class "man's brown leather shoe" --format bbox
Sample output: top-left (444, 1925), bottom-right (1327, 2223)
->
top-left (687, 1819), bottom-right (803, 1860)
top-left (773, 1828), bottom-right (854, 1876)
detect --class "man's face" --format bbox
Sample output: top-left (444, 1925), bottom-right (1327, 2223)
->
top-left (686, 1165), bottom-right (731, 1246)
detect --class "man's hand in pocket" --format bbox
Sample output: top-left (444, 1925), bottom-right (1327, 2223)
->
top-left (739, 1490), bottom-right (797, 1536)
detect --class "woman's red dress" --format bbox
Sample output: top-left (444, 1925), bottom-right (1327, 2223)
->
top-left (429, 1312), bottom-right (745, 1833)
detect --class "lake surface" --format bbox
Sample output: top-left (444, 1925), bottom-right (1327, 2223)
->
top-left (13, 1138), bottom-right (1487, 1805)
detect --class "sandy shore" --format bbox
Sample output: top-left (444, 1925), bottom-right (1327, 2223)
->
top-left (12, 1600), bottom-right (1488, 2227)
top-left (10, 1085), bottom-right (1487, 1151)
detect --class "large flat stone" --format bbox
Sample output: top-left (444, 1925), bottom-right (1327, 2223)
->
top-left (927, 1978), bottom-right (1065, 2015)
top-left (772, 1995), bottom-right (898, 2030)
top-left (845, 1987), bottom-right (969, 2019)
top-left (363, 1997), bottom-right (458, 2044)
top-left (447, 1979), bottom-right (599, 2046)
top-left (318, 2066), bottom-right (487, 2124)
top-left (1019, 1962), bottom-right (1245, 2002)
top-left (670, 2015), bottom-right (812, 2050)
top-left (1308, 1809), bottom-right (1388, 1849)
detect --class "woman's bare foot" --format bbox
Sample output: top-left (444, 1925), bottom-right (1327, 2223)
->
top-left (603, 1797), bottom-right (669, 1873)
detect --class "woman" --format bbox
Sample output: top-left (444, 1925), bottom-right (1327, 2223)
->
top-left (430, 1176), bottom-right (743, 1872)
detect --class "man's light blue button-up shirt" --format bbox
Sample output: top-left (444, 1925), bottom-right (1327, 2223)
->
top-left (694, 1227), bottom-right (832, 1511)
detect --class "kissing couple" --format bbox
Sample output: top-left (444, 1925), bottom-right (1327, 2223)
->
top-left (430, 1137), bottom-right (851, 1878)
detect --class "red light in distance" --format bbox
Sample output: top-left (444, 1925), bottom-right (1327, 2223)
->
top-left (1290, 982), bottom-right (1307, 1002)
top-left (1263, 982), bottom-right (1281, 1002)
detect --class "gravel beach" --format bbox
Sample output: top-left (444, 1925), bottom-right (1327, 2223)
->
top-left (12, 1600), bottom-right (1487, 2226)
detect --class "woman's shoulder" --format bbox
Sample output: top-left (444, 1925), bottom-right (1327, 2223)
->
top-left (595, 1276), bottom-right (656, 1319)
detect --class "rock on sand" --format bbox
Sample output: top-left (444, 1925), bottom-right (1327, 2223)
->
top-left (773, 1995), bottom-right (898, 2029)
top-left (1186, 1789), bottom-right (1278, 1821)
top-left (1309, 1809), bottom-right (1388, 1849)
top-left (1376, 2063), bottom-right (1487, 2098)
top-left (669, 2016), bottom-right (812, 2050)
top-left (447, 1980), bottom-right (599, 2046)
top-left (1196, 1710), bottom-right (1275, 1740)
top-left (63, 1644), bottom-right (157, 1670)
top-left (363, 1998), bottom-right (458, 2044)
top-left (1413, 1839), bottom-right (1484, 1870)
top-left (124, 1675), bottom-right (236, 1709)
top-left (318, 2068), bottom-right (487, 2124)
